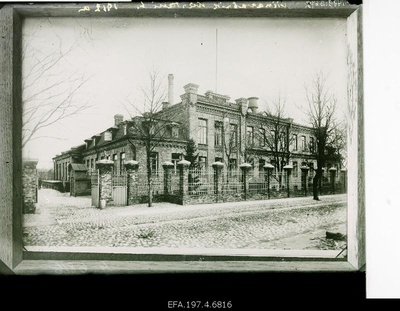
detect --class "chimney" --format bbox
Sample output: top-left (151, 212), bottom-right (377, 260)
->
top-left (247, 97), bottom-right (259, 113)
top-left (168, 74), bottom-right (174, 106)
top-left (235, 98), bottom-right (248, 116)
top-left (114, 114), bottom-right (124, 126)
top-left (183, 83), bottom-right (199, 104)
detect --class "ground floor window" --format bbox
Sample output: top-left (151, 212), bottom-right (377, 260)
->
top-left (293, 161), bottom-right (298, 177)
top-left (151, 152), bottom-right (158, 175)
top-left (120, 152), bottom-right (125, 174)
top-left (258, 159), bottom-right (265, 177)
top-left (171, 153), bottom-right (181, 174)
top-left (113, 154), bottom-right (118, 172)
top-left (215, 157), bottom-right (222, 163)
top-left (199, 156), bottom-right (207, 171)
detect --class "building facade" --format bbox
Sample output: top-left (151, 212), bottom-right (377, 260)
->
top-left (53, 75), bottom-right (338, 189)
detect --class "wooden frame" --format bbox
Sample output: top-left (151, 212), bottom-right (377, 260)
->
top-left (0, 1), bottom-right (364, 274)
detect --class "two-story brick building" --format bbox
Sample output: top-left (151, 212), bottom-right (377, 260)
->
top-left (53, 74), bottom-right (332, 189)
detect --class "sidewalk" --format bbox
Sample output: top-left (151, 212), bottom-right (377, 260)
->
top-left (23, 189), bottom-right (346, 251)
top-left (23, 189), bottom-right (346, 227)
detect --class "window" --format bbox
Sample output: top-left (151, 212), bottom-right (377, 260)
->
top-left (113, 154), bottom-right (118, 172)
top-left (301, 135), bottom-right (306, 151)
top-left (292, 134), bottom-right (298, 151)
top-left (215, 157), bottom-right (222, 163)
top-left (270, 130), bottom-right (276, 151)
top-left (293, 161), bottom-right (298, 177)
top-left (198, 119), bottom-right (207, 144)
top-left (172, 127), bottom-right (179, 138)
top-left (259, 159), bottom-right (266, 175)
top-left (120, 152), bottom-right (125, 174)
top-left (230, 124), bottom-right (237, 147)
top-left (199, 156), bottom-right (207, 170)
top-left (271, 159), bottom-right (277, 174)
top-left (247, 126), bottom-right (254, 146)
top-left (171, 153), bottom-right (181, 174)
top-left (228, 158), bottom-right (237, 171)
top-left (214, 121), bottom-right (222, 147)
top-left (259, 128), bottom-right (266, 147)
top-left (308, 162), bottom-right (314, 177)
top-left (104, 131), bottom-right (112, 141)
top-left (90, 159), bottom-right (94, 170)
top-left (279, 132), bottom-right (286, 150)
top-left (150, 152), bottom-right (158, 175)
top-left (310, 137), bottom-right (315, 153)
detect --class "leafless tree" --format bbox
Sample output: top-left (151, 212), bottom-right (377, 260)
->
top-left (256, 93), bottom-right (294, 187)
top-left (22, 19), bottom-right (92, 148)
top-left (123, 69), bottom-right (180, 207)
top-left (304, 72), bottom-right (344, 200)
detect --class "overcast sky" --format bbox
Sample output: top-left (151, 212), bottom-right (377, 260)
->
top-left (22, 17), bottom-right (347, 169)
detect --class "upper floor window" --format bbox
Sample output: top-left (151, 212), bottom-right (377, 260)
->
top-left (172, 127), bottom-right (179, 138)
top-left (301, 135), bottom-right (306, 151)
top-left (279, 131), bottom-right (286, 150)
top-left (198, 119), bottom-right (207, 145)
top-left (270, 130), bottom-right (276, 150)
top-left (310, 137), bottom-right (315, 153)
top-left (229, 124), bottom-right (237, 147)
top-left (214, 121), bottom-right (223, 147)
top-left (259, 128), bottom-right (266, 147)
top-left (104, 131), bottom-right (112, 141)
top-left (247, 126), bottom-right (254, 146)
top-left (292, 134), bottom-right (298, 151)
top-left (123, 124), bottom-right (127, 136)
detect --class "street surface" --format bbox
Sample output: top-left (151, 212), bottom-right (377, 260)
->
top-left (23, 189), bottom-right (347, 250)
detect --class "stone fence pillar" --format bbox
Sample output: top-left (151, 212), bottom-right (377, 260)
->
top-left (97, 159), bottom-right (114, 208)
top-left (300, 166), bottom-right (310, 197)
top-left (212, 161), bottom-right (224, 202)
top-left (264, 163), bottom-right (274, 199)
top-left (329, 167), bottom-right (337, 194)
top-left (341, 168), bottom-right (347, 193)
top-left (125, 160), bottom-right (139, 205)
top-left (22, 159), bottom-right (38, 214)
top-left (178, 159), bottom-right (190, 204)
top-left (283, 164), bottom-right (293, 198)
top-left (162, 161), bottom-right (174, 196)
top-left (240, 163), bottom-right (252, 200)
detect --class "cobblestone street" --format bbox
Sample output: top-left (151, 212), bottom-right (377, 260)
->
top-left (23, 189), bottom-right (347, 251)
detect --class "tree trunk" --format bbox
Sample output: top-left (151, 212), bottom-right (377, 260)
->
top-left (313, 171), bottom-right (321, 201)
top-left (148, 176), bottom-right (153, 207)
top-left (146, 150), bottom-right (153, 207)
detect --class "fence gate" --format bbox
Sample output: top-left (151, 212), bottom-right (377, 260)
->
top-left (91, 171), bottom-right (99, 208)
top-left (112, 174), bottom-right (127, 206)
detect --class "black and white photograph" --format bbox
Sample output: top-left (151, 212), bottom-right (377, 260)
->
top-left (1, 2), bottom-right (370, 296)
top-left (20, 6), bottom-right (351, 258)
